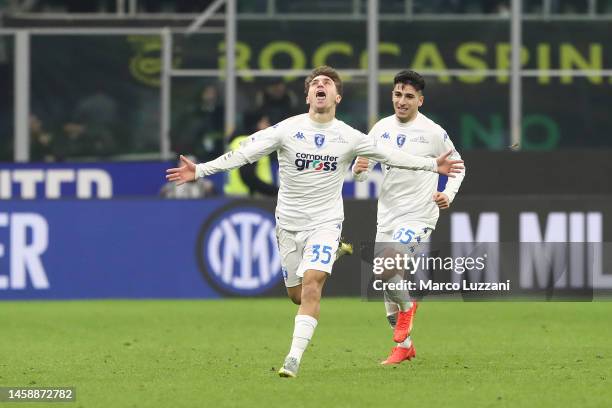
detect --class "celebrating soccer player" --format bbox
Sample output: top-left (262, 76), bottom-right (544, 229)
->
top-left (166, 66), bottom-right (464, 377)
top-left (353, 70), bottom-right (466, 365)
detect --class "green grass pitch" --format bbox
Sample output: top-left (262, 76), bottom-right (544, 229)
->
top-left (1, 299), bottom-right (611, 408)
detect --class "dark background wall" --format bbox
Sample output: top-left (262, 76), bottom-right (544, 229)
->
top-left (460, 150), bottom-right (612, 194)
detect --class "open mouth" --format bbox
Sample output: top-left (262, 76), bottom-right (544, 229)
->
top-left (316, 90), bottom-right (326, 100)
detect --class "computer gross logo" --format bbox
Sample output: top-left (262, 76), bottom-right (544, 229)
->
top-left (197, 206), bottom-right (282, 296)
top-left (295, 153), bottom-right (339, 171)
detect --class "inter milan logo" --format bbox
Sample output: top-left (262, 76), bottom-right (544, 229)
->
top-left (314, 133), bottom-right (326, 148)
top-left (397, 134), bottom-right (406, 148)
top-left (198, 207), bottom-right (282, 296)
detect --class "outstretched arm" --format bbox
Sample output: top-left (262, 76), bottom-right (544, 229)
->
top-left (354, 134), bottom-right (463, 177)
top-left (166, 126), bottom-right (282, 185)
top-left (439, 149), bottom-right (465, 202)
top-left (352, 157), bottom-right (376, 182)
top-left (434, 131), bottom-right (466, 207)
top-left (353, 126), bottom-right (379, 181)
top-left (165, 154), bottom-right (199, 185)
top-left (165, 151), bottom-right (250, 185)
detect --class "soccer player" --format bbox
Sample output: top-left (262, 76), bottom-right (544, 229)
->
top-left (166, 66), bottom-right (464, 378)
top-left (353, 70), bottom-right (466, 365)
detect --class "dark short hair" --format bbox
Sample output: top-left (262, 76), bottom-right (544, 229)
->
top-left (304, 66), bottom-right (343, 96)
top-left (394, 70), bottom-right (425, 92)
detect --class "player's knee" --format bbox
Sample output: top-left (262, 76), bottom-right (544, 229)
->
top-left (286, 288), bottom-right (301, 304)
top-left (381, 268), bottom-right (400, 282)
top-left (301, 282), bottom-right (322, 304)
top-left (288, 293), bottom-right (301, 305)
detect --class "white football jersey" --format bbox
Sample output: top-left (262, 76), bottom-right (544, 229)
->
top-left (196, 113), bottom-right (438, 231)
top-left (354, 112), bottom-right (465, 231)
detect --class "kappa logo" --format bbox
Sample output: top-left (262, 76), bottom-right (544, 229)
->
top-left (294, 131), bottom-right (305, 140)
top-left (198, 207), bottom-right (282, 296)
top-left (381, 132), bottom-right (390, 139)
top-left (314, 133), bottom-right (326, 148)
top-left (397, 134), bottom-right (407, 148)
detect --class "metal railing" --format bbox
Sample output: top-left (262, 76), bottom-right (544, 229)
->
top-left (4, 0), bottom-right (612, 19)
top-left (1, 0), bottom-right (611, 161)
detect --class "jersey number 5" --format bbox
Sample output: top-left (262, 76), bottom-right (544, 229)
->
top-left (392, 228), bottom-right (415, 244)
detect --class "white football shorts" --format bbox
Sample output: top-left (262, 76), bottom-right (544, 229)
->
top-left (276, 223), bottom-right (342, 288)
top-left (374, 220), bottom-right (434, 258)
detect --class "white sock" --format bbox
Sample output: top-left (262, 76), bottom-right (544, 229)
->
top-left (384, 301), bottom-right (399, 316)
top-left (288, 315), bottom-right (318, 362)
top-left (385, 302), bottom-right (399, 328)
top-left (384, 274), bottom-right (413, 311)
top-left (398, 336), bottom-right (412, 349)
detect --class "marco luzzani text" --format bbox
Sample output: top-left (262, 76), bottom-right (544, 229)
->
top-left (372, 253), bottom-right (511, 292)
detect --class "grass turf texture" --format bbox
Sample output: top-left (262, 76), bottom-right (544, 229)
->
top-left (1, 299), bottom-right (610, 408)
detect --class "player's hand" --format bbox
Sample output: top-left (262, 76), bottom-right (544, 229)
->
top-left (433, 192), bottom-right (450, 209)
top-left (435, 149), bottom-right (464, 177)
top-left (165, 155), bottom-right (197, 186)
top-left (353, 157), bottom-right (369, 174)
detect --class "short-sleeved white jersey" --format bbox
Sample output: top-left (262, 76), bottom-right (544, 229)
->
top-left (196, 113), bottom-right (438, 231)
top-left (354, 112), bottom-right (465, 231)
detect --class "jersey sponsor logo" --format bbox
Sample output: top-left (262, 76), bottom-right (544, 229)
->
top-left (410, 135), bottom-right (429, 144)
top-left (381, 132), bottom-right (390, 139)
top-left (314, 133), bottom-right (326, 148)
top-left (329, 135), bottom-right (348, 144)
top-left (294, 152), bottom-right (339, 172)
top-left (198, 207), bottom-right (282, 296)
top-left (397, 134), bottom-right (407, 148)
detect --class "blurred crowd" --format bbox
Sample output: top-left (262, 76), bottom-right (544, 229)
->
top-left (158, 81), bottom-right (288, 199)
top-left (1, 0), bottom-right (610, 165)
top-left (25, 78), bottom-right (287, 198)
top-left (25, 81), bottom-right (280, 161)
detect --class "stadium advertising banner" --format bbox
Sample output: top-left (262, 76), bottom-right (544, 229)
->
top-left (0, 162), bottom-right (170, 199)
top-left (0, 197), bottom-right (610, 300)
top-left (0, 199), bottom-right (286, 299)
top-left (25, 21), bottom-right (612, 155)
top-left (0, 161), bottom-right (396, 199)
top-left (229, 21), bottom-right (612, 150)
top-left (0, 162), bottom-right (224, 199)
